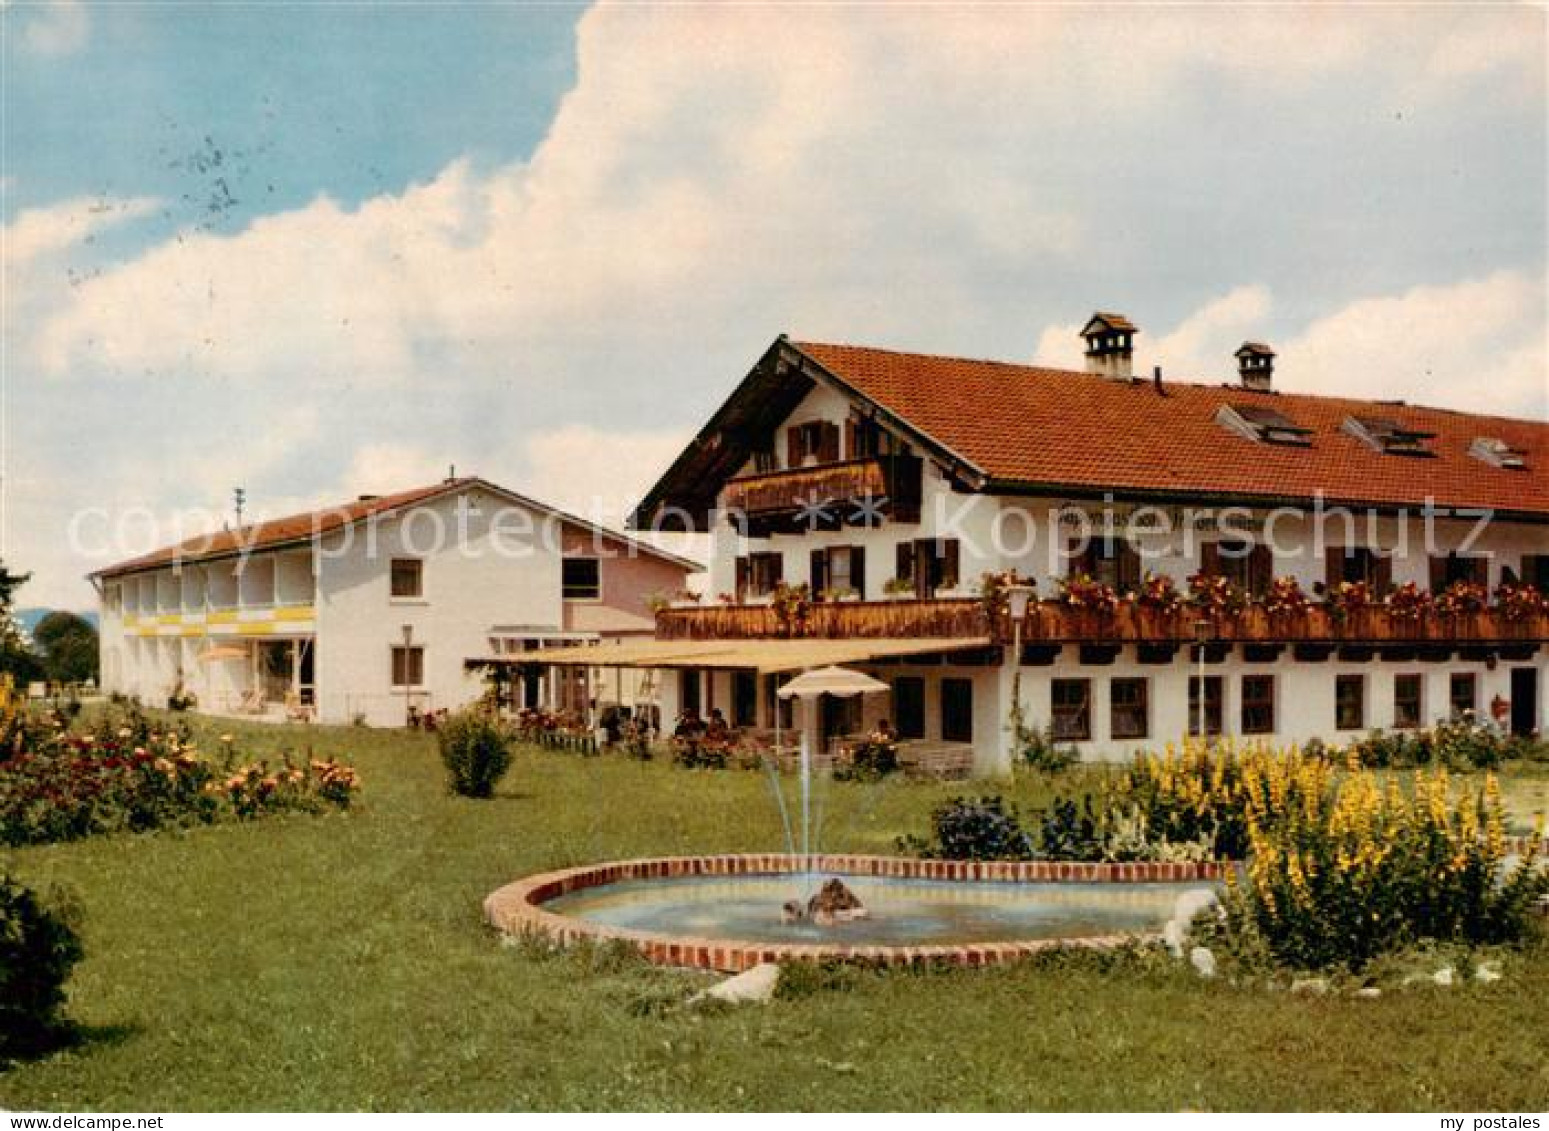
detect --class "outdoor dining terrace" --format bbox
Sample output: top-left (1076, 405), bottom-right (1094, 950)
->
top-left (656, 597), bottom-right (1549, 649)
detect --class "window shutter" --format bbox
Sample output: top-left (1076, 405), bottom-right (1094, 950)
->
top-left (734, 556), bottom-right (749, 603)
top-left (1428, 554), bottom-right (1447, 593)
top-left (819, 422), bottom-right (841, 463)
top-left (1372, 552), bottom-right (1393, 595)
top-left (810, 549), bottom-right (828, 595)
top-left (844, 418), bottom-right (858, 461)
top-left (1326, 547), bottom-right (1346, 590)
top-left (786, 427), bottom-right (801, 469)
top-left (1117, 540), bottom-right (1141, 592)
top-left (1249, 544), bottom-right (1274, 597)
top-left (850, 546), bottom-right (867, 598)
top-left (895, 540), bottom-right (916, 583)
top-left (940, 539), bottom-right (961, 589)
top-left (1201, 541), bottom-right (1222, 577)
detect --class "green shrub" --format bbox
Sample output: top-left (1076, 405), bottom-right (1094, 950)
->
top-left (898, 795), bottom-right (1035, 861)
top-left (1012, 718), bottom-right (1079, 775)
top-left (835, 737), bottom-right (899, 781)
top-left (437, 709), bottom-right (513, 798)
top-left (1221, 769), bottom-right (1549, 971)
top-left (0, 875), bottom-right (83, 1058)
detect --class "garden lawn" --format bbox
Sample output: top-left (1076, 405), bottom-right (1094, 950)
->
top-left (1, 715), bottom-right (1546, 1112)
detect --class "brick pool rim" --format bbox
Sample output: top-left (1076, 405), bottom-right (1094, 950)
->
top-left (483, 853), bottom-right (1228, 973)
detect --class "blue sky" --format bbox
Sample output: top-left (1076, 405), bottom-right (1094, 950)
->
top-left (2, 2), bottom-right (1545, 607)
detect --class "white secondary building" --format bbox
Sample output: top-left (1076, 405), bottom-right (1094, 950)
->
top-left (93, 476), bottom-right (699, 726)
top-left (536, 316), bottom-right (1549, 773)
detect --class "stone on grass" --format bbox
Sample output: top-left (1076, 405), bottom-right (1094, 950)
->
top-left (1432, 965), bottom-right (1455, 987)
top-left (1474, 961), bottom-right (1502, 984)
top-left (1189, 946), bottom-right (1216, 979)
top-left (691, 962), bottom-right (781, 1006)
top-left (1355, 986), bottom-right (1382, 999)
top-left (1163, 889), bottom-right (1221, 957)
top-left (1290, 977), bottom-right (1330, 995)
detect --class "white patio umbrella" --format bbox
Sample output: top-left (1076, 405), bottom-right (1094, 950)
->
top-left (777, 666), bottom-right (891, 864)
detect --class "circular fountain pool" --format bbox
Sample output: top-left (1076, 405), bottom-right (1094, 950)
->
top-left (485, 854), bottom-right (1223, 971)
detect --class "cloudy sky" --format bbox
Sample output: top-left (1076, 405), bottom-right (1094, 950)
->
top-left (3, 2), bottom-right (1545, 609)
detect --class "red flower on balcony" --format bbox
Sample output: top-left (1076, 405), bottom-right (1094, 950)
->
top-left (1496, 581), bottom-right (1548, 622)
top-left (1134, 572), bottom-right (1183, 614)
top-left (1186, 572), bottom-right (1247, 616)
top-left (1434, 579), bottom-right (1488, 618)
top-left (1385, 581), bottom-right (1433, 623)
top-left (1264, 575), bottom-right (1313, 618)
top-left (1057, 573), bottom-right (1120, 614)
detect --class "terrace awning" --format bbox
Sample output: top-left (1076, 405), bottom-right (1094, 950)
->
top-left (512, 636), bottom-right (993, 675)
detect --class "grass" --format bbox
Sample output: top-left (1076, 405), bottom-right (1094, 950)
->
top-left (1, 714), bottom-right (1546, 1111)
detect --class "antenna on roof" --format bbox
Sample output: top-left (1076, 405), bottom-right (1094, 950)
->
top-left (233, 487), bottom-right (246, 527)
top-left (445, 464), bottom-right (457, 484)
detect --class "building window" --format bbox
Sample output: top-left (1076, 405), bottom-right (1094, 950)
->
top-left (1188, 675), bottom-right (1224, 737)
top-left (1449, 672), bottom-right (1477, 718)
top-left (1110, 677), bottom-right (1149, 740)
top-left (1241, 675), bottom-right (1276, 735)
top-left (390, 645), bottom-right (424, 688)
top-left (1336, 674), bottom-right (1365, 730)
top-left (787, 421), bottom-right (837, 467)
top-left (561, 558), bottom-right (601, 600)
top-left (1430, 552), bottom-right (1488, 591)
top-left (900, 538), bottom-right (960, 597)
top-left (1051, 679), bottom-right (1092, 741)
top-left (732, 670), bottom-right (758, 728)
top-left (893, 676), bottom-right (925, 739)
top-left (1394, 673), bottom-right (1423, 729)
top-left (811, 545), bottom-right (866, 599)
top-left (390, 558), bottom-right (423, 599)
top-left (1326, 546), bottom-right (1390, 592)
top-left (941, 678), bottom-right (973, 742)
top-left (680, 669), bottom-right (701, 715)
top-left (1070, 536), bottom-right (1140, 591)
top-left (1206, 540), bottom-right (1273, 599)
top-left (748, 552), bottom-right (783, 598)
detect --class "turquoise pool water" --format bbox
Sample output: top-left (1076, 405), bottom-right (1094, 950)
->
top-left (544, 874), bottom-right (1217, 946)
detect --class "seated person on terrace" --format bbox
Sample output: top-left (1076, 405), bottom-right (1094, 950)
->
top-left (705, 708), bottom-right (732, 743)
top-left (673, 709), bottom-right (706, 739)
top-left (871, 719), bottom-right (897, 744)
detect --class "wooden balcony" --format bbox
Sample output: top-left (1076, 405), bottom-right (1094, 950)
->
top-left (721, 455), bottom-right (922, 533)
top-left (657, 597), bottom-right (1549, 650)
top-left (657, 598), bottom-right (988, 641)
top-left (1019, 604), bottom-right (1549, 647)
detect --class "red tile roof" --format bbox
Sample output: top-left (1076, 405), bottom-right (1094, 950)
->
top-left (94, 477), bottom-right (702, 579)
top-left (793, 341), bottom-right (1549, 519)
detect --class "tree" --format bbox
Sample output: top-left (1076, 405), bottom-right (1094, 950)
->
top-left (0, 559), bottom-right (42, 685)
top-left (33, 612), bottom-right (98, 685)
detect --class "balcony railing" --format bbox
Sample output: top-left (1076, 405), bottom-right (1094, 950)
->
top-left (656, 598), bottom-right (1549, 646)
top-left (721, 455), bottom-right (922, 531)
top-left (656, 598), bottom-right (988, 640)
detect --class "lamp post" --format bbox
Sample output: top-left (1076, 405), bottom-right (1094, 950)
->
top-left (401, 623), bottom-right (414, 727)
top-left (1006, 583), bottom-right (1036, 725)
top-left (1192, 618), bottom-right (1212, 742)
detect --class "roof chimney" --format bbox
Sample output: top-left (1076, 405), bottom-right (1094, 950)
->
top-left (1080, 312), bottom-right (1137, 379)
top-left (1235, 341), bottom-right (1275, 392)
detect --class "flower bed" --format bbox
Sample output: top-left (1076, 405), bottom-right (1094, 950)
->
top-left (0, 690), bottom-right (360, 847)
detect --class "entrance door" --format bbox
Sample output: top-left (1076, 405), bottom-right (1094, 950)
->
top-left (941, 678), bottom-right (973, 742)
top-left (1510, 667), bottom-right (1539, 737)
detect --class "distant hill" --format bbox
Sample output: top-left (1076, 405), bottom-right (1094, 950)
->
top-left (14, 608), bottom-right (99, 635)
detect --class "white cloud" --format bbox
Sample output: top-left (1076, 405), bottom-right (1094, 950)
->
top-left (1277, 271), bottom-right (1547, 418)
top-left (1034, 273), bottom-right (1545, 419)
top-left (18, 0), bottom-right (89, 57)
top-left (3, 3), bottom-right (1543, 606)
